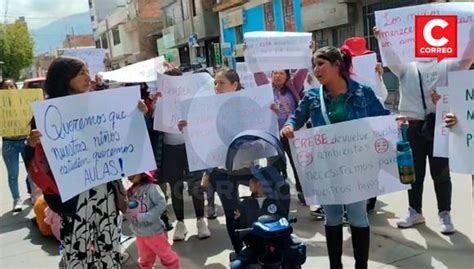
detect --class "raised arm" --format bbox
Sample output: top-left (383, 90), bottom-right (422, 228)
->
top-left (289, 69), bottom-right (309, 98)
top-left (373, 26), bottom-right (407, 77)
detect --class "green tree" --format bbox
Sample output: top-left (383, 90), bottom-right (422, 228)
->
top-left (0, 20), bottom-right (34, 80)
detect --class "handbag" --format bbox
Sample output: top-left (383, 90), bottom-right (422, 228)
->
top-left (417, 70), bottom-right (435, 141)
top-left (111, 180), bottom-right (128, 213)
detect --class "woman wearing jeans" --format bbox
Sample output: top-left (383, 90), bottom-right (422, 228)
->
top-left (1, 79), bottom-right (32, 212)
top-left (282, 47), bottom-right (389, 269)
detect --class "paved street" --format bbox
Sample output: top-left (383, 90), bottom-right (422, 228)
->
top-left (0, 141), bottom-right (472, 268)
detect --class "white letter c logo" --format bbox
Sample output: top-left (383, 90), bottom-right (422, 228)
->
top-left (423, 18), bottom-right (449, 47)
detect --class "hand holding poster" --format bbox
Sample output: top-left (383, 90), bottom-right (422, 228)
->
top-left (434, 87), bottom-right (449, 158)
top-left (153, 73), bottom-right (215, 133)
top-left (244, 31), bottom-right (312, 72)
top-left (181, 84), bottom-right (279, 171)
top-left (448, 70), bottom-right (474, 174)
top-left (290, 115), bottom-right (409, 205)
top-left (99, 56), bottom-right (166, 83)
top-left (0, 89), bottom-right (43, 136)
top-left (62, 48), bottom-right (105, 80)
top-left (374, 2), bottom-right (474, 66)
top-left (32, 87), bottom-right (156, 202)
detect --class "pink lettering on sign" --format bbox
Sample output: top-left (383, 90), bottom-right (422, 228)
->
top-left (293, 133), bottom-right (330, 149)
top-left (380, 27), bottom-right (414, 38)
top-left (374, 138), bottom-right (389, 154)
top-left (383, 12), bottom-right (402, 27)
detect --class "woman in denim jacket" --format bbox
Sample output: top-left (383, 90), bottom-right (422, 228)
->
top-left (281, 46), bottom-right (389, 269)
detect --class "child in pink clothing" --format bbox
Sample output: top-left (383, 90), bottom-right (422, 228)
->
top-left (126, 171), bottom-right (179, 269)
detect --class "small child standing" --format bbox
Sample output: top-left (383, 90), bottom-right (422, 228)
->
top-left (126, 171), bottom-right (180, 269)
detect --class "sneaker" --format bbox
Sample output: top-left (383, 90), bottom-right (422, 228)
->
top-left (197, 218), bottom-right (211, 239)
top-left (207, 204), bottom-right (217, 220)
top-left (439, 211), bottom-right (455, 235)
top-left (310, 206), bottom-right (325, 219)
top-left (396, 207), bottom-right (425, 228)
top-left (173, 221), bottom-right (188, 241)
top-left (13, 199), bottom-right (22, 212)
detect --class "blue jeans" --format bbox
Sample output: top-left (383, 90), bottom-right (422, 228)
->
top-left (2, 139), bottom-right (29, 200)
top-left (323, 200), bottom-right (369, 227)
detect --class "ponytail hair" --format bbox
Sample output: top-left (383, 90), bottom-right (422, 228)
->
top-left (313, 46), bottom-right (353, 80)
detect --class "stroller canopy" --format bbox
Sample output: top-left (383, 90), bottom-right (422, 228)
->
top-left (225, 130), bottom-right (286, 172)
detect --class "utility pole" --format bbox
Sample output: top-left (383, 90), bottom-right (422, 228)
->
top-left (188, 0), bottom-right (197, 65)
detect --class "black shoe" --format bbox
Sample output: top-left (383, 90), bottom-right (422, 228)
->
top-left (310, 207), bottom-right (325, 220)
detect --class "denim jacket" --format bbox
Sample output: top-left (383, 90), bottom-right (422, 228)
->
top-left (285, 79), bottom-right (390, 129)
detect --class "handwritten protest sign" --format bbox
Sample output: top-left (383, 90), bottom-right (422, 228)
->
top-left (290, 115), bottom-right (409, 205)
top-left (32, 87), bottom-right (156, 202)
top-left (351, 53), bottom-right (387, 101)
top-left (153, 73), bottom-right (215, 133)
top-left (181, 84), bottom-right (279, 171)
top-left (448, 70), bottom-right (474, 174)
top-left (434, 87), bottom-right (449, 158)
top-left (99, 56), bottom-right (166, 83)
top-left (244, 31), bottom-right (312, 72)
top-left (374, 2), bottom-right (474, 66)
top-left (236, 62), bottom-right (258, 89)
top-left (62, 48), bottom-right (105, 80)
top-left (0, 89), bottom-right (43, 136)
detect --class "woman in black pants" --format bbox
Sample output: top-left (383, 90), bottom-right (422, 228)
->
top-left (159, 67), bottom-right (210, 241)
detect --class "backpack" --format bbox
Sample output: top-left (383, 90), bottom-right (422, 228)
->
top-left (28, 145), bottom-right (60, 196)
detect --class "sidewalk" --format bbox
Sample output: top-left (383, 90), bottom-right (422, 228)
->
top-left (0, 144), bottom-right (472, 268)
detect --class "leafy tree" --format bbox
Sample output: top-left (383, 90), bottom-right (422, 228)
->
top-left (0, 20), bottom-right (34, 80)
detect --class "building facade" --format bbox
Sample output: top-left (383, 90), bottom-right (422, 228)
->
top-left (62, 34), bottom-right (95, 48)
top-left (88, 0), bottom-right (122, 33)
top-left (94, 0), bottom-right (163, 69)
top-left (213, 0), bottom-right (303, 68)
top-left (159, 0), bottom-right (220, 68)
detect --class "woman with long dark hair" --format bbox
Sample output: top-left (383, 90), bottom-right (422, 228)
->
top-left (282, 47), bottom-right (390, 269)
top-left (25, 57), bottom-right (147, 268)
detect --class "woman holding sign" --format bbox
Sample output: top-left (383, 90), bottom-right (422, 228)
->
top-left (25, 57), bottom-right (148, 268)
top-left (178, 68), bottom-right (290, 253)
top-left (281, 47), bottom-right (390, 269)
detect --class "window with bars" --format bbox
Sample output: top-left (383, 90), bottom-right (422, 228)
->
top-left (112, 27), bottom-right (121, 45)
top-left (264, 2), bottom-right (275, 31)
top-left (362, 0), bottom-right (429, 61)
top-left (282, 0), bottom-right (295, 32)
top-left (235, 25), bottom-right (244, 44)
top-left (332, 26), bottom-right (355, 48)
top-left (101, 34), bottom-right (108, 49)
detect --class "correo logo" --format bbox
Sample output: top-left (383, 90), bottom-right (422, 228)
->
top-left (415, 15), bottom-right (457, 62)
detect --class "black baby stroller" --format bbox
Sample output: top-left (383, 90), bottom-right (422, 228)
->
top-left (226, 130), bottom-right (307, 269)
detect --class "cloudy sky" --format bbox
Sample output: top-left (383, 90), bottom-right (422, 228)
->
top-left (2, 0), bottom-right (89, 29)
